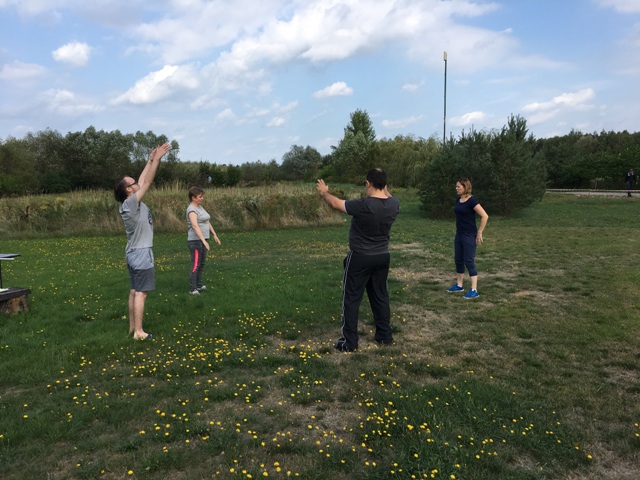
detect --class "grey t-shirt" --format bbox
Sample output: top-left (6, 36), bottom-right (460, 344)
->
top-left (186, 204), bottom-right (211, 241)
top-left (119, 193), bottom-right (153, 254)
top-left (345, 195), bottom-right (400, 255)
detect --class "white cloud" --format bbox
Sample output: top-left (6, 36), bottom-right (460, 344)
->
top-left (267, 116), bottom-right (286, 127)
top-left (273, 101), bottom-right (298, 113)
top-left (246, 107), bottom-right (271, 118)
top-left (52, 42), bottom-right (92, 67)
top-left (522, 88), bottom-right (595, 125)
top-left (215, 108), bottom-right (237, 124)
top-left (61, 0), bottom-right (557, 125)
top-left (233, 102), bottom-right (297, 127)
top-left (630, 23), bottom-right (640, 48)
top-left (524, 110), bottom-right (559, 125)
top-left (0, 0), bottom-right (64, 16)
top-left (415, 25), bottom-right (521, 73)
top-left (0, 1), bottom-right (636, 163)
top-left (313, 81), bottom-right (353, 99)
top-left (0, 60), bottom-right (47, 81)
top-left (128, 0), bottom-right (518, 100)
top-left (594, 0), bottom-right (640, 13)
top-left (450, 111), bottom-right (488, 127)
top-left (113, 64), bottom-right (200, 105)
top-left (612, 21), bottom-right (640, 76)
top-left (130, 1), bottom-right (283, 64)
top-left (42, 89), bottom-right (103, 116)
top-left (381, 115), bottom-right (424, 129)
top-left (522, 88), bottom-right (595, 113)
top-left (402, 81), bottom-right (424, 93)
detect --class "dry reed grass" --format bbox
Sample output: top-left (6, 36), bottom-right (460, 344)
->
top-left (0, 182), bottom-right (355, 238)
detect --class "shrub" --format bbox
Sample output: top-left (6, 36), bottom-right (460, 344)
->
top-left (419, 115), bottom-right (546, 217)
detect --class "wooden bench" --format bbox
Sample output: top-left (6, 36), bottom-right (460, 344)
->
top-left (0, 254), bottom-right (30, 315)
top-left (0, 287), bottom-right (32, 315)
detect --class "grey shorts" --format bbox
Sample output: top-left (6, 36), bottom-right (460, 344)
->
top-left (126, 248), bottom-right (155, 292)
top-left (128, 265), bottom-right (155, 292)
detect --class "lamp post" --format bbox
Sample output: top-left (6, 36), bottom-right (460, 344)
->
top-left (443, 51), bottom-right (447, 144)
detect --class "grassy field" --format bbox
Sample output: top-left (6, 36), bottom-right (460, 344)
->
top-left (0, 191), bottom-right (639, 479)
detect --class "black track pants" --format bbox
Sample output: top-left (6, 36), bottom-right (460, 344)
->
top-left (340, 251), bottom-right (393, 349)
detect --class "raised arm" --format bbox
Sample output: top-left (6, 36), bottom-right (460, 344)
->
top-left (136, 143), bottom-right (171, 203)
top-left (316, 179), bottom-right (346, 213)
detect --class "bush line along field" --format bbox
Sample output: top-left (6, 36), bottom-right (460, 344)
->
top-left (0, 189), bottom-right (639, 479)
top-left (0, 183), bottom-right (352, 239)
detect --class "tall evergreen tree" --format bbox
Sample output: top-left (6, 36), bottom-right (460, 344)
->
top-left (331, 109), bottom-right (379, 183)
top-left (419, 115), bottom-right (545, 217)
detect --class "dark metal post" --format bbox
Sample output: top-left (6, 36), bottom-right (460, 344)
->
top-left (443, 51), bottom-right (447, 144)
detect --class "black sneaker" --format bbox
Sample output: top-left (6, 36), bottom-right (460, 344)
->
top-left (334, 339), bottom-right (357, 352)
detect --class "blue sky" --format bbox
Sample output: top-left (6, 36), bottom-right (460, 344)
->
top-left (1, 0), bottom-right (639, 165)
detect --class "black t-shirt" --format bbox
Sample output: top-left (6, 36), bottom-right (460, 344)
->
top-left (345, 196), bottom-right (400, 254)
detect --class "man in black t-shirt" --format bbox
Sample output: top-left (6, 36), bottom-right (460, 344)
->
top-left (317, 168), bottom-right (400, 352)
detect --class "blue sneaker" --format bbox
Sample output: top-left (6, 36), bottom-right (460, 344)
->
top-left (447, 283), bottom-right (464, 293)
top-left (463, 289), bottom-right (479, 299)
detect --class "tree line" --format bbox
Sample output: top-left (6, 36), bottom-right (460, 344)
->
top-left (2, 111), bottom-right (640, 215)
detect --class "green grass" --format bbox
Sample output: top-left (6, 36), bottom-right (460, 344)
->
top-left (1, 191), bottom-right (639, 479)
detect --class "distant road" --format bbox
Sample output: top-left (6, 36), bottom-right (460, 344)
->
top-left (547, 189), bottom-right (634, 197)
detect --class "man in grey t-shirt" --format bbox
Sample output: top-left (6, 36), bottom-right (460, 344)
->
top-left (114, 142), bottom-right (171, 340)
top-left (317, 168), bottom-right (400, 352)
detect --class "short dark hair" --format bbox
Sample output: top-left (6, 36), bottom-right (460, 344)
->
top-left (366, 168), bottom-right (387, 190)
top-left (188, 186), bottom-right (205, 201)
top-left (114, 177), bottom-right (129, 203)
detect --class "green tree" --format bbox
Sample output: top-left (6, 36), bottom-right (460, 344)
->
top-left (209, 164), bottom-right (227, 187)
top-left (419, 115), bottom-right (545, 217)
top-left (238, 160), bottom-right (280, 184)
top-left (418, 136), bottom-right (483, 218)
top-left (78, 127), bottom-right (133, 189)
top-left (226, 165), bottom-right (241, 186)
top-left (535, 129), bottom-right (640, 189)
top-left (331, 109), bottom-right (379, 183)
top-left (377, 134), bottom-right (440, 187)
top-left (482, 115), bottom-right (546, 215)
top-left (345, 109), bottom-right (376, 141)
top-left (280, 145), bottom-right (322, 181)
top-left (620, 145), bottom-right (640, 173)
top-left (27, 129), bottom-right (68, 193)
top-left (535, 130), bottom-right (582, 188)
top-left (129, 131), bottom-right (173, 178)
top-left (0, 137), bottom-right (39, 195)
